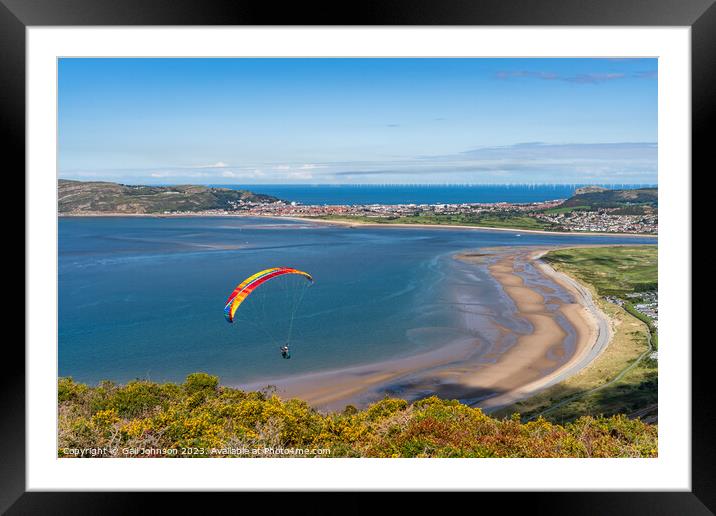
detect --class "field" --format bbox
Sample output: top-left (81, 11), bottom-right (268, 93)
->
top-left (542, 246), bottom-right (657, 297)
top-left (500, 246), bottom-right (658, 423)
top-left (545, 245), bottom-right (658, 348)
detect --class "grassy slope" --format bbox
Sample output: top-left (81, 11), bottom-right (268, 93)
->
top-left (542, 246), bottom-right (657, 296)
top-left (58, 179), bottom-right (278, 213)
top-left (58, 374), bottom-right (657, 458)
top-left (545, 246), bottom-right (658, 349)
top-left (561, 188), bottom-right (658, 209)
top-left (499, 246), bottom-right (658, 423)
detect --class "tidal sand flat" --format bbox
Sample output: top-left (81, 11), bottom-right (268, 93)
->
top-left (59, 217), bottom-right (652, 412)
top-left (456, 249), bottom-right (604, 409)
top-left (247, 246), bottom-right (603, 411)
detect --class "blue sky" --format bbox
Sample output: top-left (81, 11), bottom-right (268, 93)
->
top-left (58, 58), bottom-right (657, 185)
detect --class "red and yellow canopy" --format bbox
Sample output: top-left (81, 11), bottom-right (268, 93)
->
top-left (224, 267), bottom-right (313, 323)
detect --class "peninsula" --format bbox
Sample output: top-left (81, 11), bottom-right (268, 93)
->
top-left (58, 180), bottom-right (658, 235)
top-left (58, 179), bottom-right (279, 214)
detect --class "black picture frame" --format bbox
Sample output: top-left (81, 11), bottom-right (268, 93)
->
top-left (4, 0), bottom-right (708, 513)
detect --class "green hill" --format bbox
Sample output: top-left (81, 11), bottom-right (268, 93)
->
top-left (58, 374), bottom-right (657, 458)
top-left (58, 179), bottom-right (280, 214)
top-left (561, 187), bottom-right (657, 210)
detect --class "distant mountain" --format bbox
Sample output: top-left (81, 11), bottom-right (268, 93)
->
top-left (574, 185), bottom-right (609, 195)
top-left (58, 179), bottom-right (281, 214)
top-left (561, 187), bottom-right (658, 210)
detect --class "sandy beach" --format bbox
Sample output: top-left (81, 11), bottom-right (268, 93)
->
top-left (456, 248), bottom-right (606, 409)
top-left (59, 212), bottom-right (657, 238)
top-left (238, 245), bottom-right (611, 413)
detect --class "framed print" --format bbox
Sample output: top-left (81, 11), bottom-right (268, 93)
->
top-left (5, 0), bottom-right (710, 512)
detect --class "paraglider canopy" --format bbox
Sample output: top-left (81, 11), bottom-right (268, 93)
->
top-left (224, 267), bottom-right (313, 323)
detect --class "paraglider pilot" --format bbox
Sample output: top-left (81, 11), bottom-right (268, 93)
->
top-left (224, 267), bottom-right (312, 361)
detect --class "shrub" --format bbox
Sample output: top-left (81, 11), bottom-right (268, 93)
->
top-left (184, 373), bottom-right (219, 395)
top-left (107, 381), bottom-right (165, 418)
top-left (58, 377), bottom-right (88, 404)
top-left (57, 375), bottom-right (658, 458)
top-left (364, 398), bottom-right (408, 421)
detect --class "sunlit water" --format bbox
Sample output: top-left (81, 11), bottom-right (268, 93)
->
top-left (58, 217), bottom-right (655, 385)
top-left (215, 184), bottom-right (655, 205)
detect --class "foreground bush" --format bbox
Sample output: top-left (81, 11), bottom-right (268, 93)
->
top-left (58, 375), bottom-right (657, 458)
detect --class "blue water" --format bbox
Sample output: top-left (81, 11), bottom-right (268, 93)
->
top-left (58, 217), bottom-right (656, 385)
top-left (213, 184), bottom-right (655, 205)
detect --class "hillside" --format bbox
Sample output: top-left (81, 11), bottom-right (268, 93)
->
top-left (560, 187), bottom-right (658, 210)
top-left (58, 179), bottom-right (280, 214)
top-left (58, 374), bottom-right (657, 458)
top-left (574, 186), bottom-right (608, 195)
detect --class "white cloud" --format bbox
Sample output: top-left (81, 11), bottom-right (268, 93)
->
top-left (150, 170), bottom-right (210, 178)
top-left (286, 171), bottom-right (313, 180)
top-left (61, 142), bottom-right (656, 184)
top-left (194, 161), bottom-right (229, 169)
top-left (329, 142), bottom-right (657, 183)
top-left (221, 169), bottom-right (265, 179)
top-left (272, 163), bottom-right (319, 172)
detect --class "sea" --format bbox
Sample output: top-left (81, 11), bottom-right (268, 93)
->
top-left (58, 215), bottom-right (656, 386)
top-left (214, 184), bottom-right (655, 205)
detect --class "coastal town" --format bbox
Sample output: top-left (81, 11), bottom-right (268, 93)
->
top-left (606, 291), bottom-right (658, 325)
top-left (59, 180), bottom-right (658, 236)
top-left (191, 197), bottom-right (659, 235)
top-left (52, 55), bottom-right (664, 464)
top-left (534, 207), bottom-right (657, 235)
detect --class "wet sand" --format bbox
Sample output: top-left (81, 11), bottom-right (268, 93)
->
top-left (454, 249), bottom-right (601, 409)
top-left (240, 336), bottom-right (483, 410)
top-left (236, 245), bottom-right (608, 413)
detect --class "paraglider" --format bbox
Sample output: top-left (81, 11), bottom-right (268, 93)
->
top-left (224, 267), bottom-right (313, 358)
top-left (224, 267), bottom-right (313, 322)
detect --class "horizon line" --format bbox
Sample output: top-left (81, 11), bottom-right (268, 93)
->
top-left (59, 178), bottom-right (657, 187)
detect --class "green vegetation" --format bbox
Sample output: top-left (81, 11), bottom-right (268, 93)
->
top-left (501, 301), bottom-right (657, 423)
top-left (316, 212), bottom-right (556, 231)
top-left (624, 302), bottom-right (658, 349)
top-left (503, 246), bottom-right (658, 423)
top-left (542, 246), bottom-right (657, 297)
top-left (58, 374), bottom-right (657, 458)
top-left (58, 179), bottom-right (279, 214)
top-left (560, 187), bottom-right (658, 210)
top-left (611, 205), bottom-right (652, 215)
top-left (541, 205), bottom-right (589, 215)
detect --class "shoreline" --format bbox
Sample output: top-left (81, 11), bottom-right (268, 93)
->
top-left (234, 245), bottom-right (613, 413)
top-left (469, 249), bottom-right (610, 409)
top-left (59, 212), bottom-right (658, 238)
top-left (279, 216), bottom-right (657, 238)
